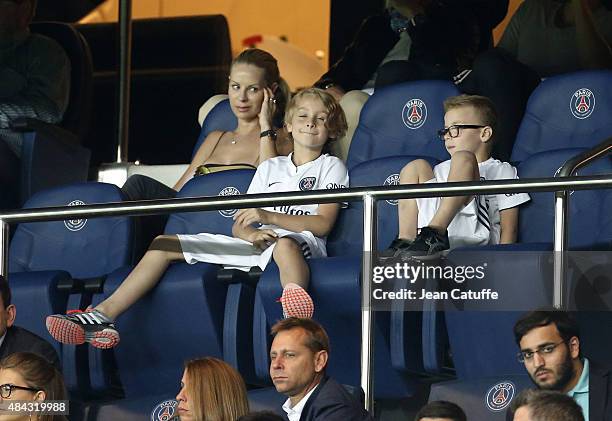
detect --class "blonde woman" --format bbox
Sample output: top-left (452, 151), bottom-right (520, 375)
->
top-left (175, 357), bottom-right (249, 421)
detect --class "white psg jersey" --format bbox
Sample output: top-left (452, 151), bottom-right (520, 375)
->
top-left (247, 153), bottom-right (349, 219)
top-left (178, 153), bottom-right (348, 271)
top-left (417, 157), bottom-right (531, 247)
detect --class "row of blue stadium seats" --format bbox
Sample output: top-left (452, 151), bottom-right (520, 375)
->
top-left (6, 69), bottom-right (612, 419)
top-left (8, 161), bottom-right (612, 420)
top-left (198, 69), bottom-right (612, 170)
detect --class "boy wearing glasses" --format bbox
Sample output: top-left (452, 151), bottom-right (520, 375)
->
top-left (381, 94), bottom-right (530, 260)
top-left (511, 310), bottom-right (612, 421)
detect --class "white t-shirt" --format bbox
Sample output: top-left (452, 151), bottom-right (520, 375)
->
top-left (248, 153), bottom-right (349, 223)
top-left (178, 153), bottom-right (348, 270)
top-left (417, 157), bottom-right (531, 248)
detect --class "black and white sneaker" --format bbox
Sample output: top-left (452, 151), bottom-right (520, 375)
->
top-left (397, 227), bottom-right (450, 261)
top-left (46, 309), bottom-right (120, 349)
top-left (378, 238), bottom-right (414, 262)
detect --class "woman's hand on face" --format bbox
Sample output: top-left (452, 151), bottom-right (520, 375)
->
top-left (234, 208), bottom-right (273, 227)
top-left (247, 229), bottom-right (278, 250)
top-left (259, 87), bottom-right (276, 131)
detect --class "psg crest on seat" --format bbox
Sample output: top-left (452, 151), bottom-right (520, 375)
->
top-left (150, 399), bottom-right (179, 421)
top-left (402, 98), bottom-right (428, 129)
top-left (64, 200), bottom-right (87, 231)
top-left (218, 186), bottom-right (241, 218)
top-left (570, 88), bottom-right (595, 120)
top-left (485, 381), bottom-right (516, 412)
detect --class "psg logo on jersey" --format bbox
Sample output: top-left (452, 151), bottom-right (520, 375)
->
top-left (64, 200), bottom-right (88, 231)
top-left (570, 88), bottom-right (595, 120)
top-left (485, 381), bottom-right (515, 412)
top-left (218, 186), bottom-right (241, 218)
top-left (402, 98), bottom-right (428, 129)
top-left (383, 173), bottom-right (400, 205)
top-left (150, 399), bottom-right (179, 421)
top-left (299, 177), bottom-right (317, 191)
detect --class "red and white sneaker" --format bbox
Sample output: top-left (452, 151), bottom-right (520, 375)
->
top-left (280, 283), bottom-right (314, 319)
top-left (46, 309), bottom-right (120, 349)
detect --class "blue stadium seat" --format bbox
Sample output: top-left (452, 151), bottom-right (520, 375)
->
top-left (253, 257), bottom-right (417, 399)
top-left (516, 148), bottom-right (612, 247)
top-left (346, 80), bottom-right (458, 169)
top-left (422, 148), bottom-right (612, 379)
top-left (328, 156), bottom-right (443, 376)
top-left (86, 170), bottom-right (255, 415)
top-left (428, 375), bottom-right (534, 420)
top-left (8, 182), bottom-right (133, 398)
top-left (191, 99), bottom-right (237, 158)
top-left (510, 70), bottom-right (612, 163)
top-left (327, 155), bottom-right (441, 257)
top-left (10, 182), bottom-right (132, 277)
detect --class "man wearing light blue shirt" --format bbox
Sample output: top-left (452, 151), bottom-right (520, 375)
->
top-left (512, 310), bottom-right (612, 421)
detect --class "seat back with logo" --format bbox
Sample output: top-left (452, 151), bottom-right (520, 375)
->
top-left (164, 169), bottom-right (255, 236)
top-left (511, 70), bottom-right (612, 163)
top-left (327, 155), bottom-right (441, 256)
top-left (191, 99), bottom-right (237, 159)
top-left (9, 182), bottom-right (132, 278)
top-left (517, 148), bottom-right (612, 247)
top-left (346, 80), bottom-right (457, 169)
top-left (428, 375), bottom-right (534, 420)
top-left (89, 170), bottom-right (255, 401)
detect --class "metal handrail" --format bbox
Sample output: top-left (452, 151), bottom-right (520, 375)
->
top-left (557, 137), bottom-right (612, 177)
top-left (1, 173), bottom-right (612, 412)
top-left (553, 137), bottom-right (612, 308)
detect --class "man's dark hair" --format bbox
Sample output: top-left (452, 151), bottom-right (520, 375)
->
top-left (415, 400), bottom-right (467, 421)
top-left (238, 411), bottom-right (284, 421)
top-left (513, 309), bottom-right (580, 346)
top-left (270, 317), bottom-right (330, 354)
top-left (510, 389), bottom-right (584, 421)
top-left (0, 275), bottom-right (11, 307)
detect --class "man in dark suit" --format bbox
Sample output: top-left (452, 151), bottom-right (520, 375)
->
top-left (509, 310), bottom-right (611, 421)
top-left (269, 318), bottom-right (372, 421)
top-left (0, 276), bottom-right (59, 369)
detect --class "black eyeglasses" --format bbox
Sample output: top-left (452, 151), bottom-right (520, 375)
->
top-left (437, 124), bottom-right (486, 140)
top-left (517, 340), bottom-right (566, 363)
top-left (0, 383), bottom-right (39, 398)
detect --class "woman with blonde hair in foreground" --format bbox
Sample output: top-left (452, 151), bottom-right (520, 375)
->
top-left (175, 357), bottom-right (249, 421)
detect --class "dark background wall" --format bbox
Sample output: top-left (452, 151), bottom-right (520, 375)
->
top-left (328, 0), bottom-right (384, 65)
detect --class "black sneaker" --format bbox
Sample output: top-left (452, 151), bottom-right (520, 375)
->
top-left (397, 227), bottom-right (450, 261)
top-left (46, 309), bottom-right (120, 349)
top-left (379, 238), bottom-right (414, 261)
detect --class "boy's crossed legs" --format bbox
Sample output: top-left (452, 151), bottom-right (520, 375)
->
top-left (381, 151), bottom-right (480, 260)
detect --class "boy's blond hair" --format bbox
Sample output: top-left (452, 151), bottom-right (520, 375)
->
top-left (443, 94), bottom-right (498, 137)
top-left (284, 88), bottom-right (348, 142)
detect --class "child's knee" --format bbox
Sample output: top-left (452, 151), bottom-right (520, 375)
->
top-left (450, 151), bottom-right (478, 167)
top-left (273, 238), bottom-right (302, 259)
top-left (400, 159), bottom-right (432, 182)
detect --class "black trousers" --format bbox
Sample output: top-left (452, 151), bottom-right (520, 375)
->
top-left (0, 139), bottom-right (20, 209)
top-left (458, 48), bottom-right (541, 162)
top-left (121, 174), bottom-right (177, 259)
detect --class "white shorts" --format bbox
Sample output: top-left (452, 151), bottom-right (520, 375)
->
top-left (416, 179), bottom-right (490, 249)
top-left (177, 227), bottom-right (325, 271)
